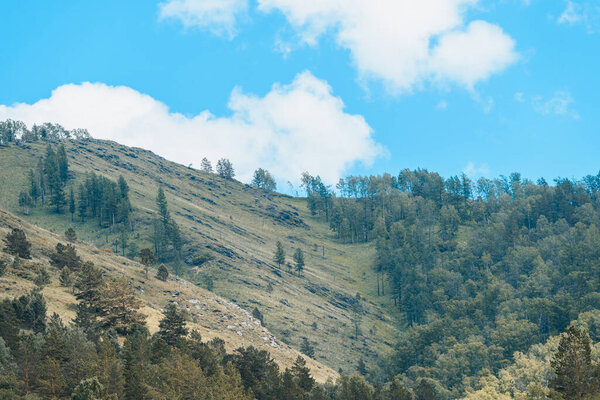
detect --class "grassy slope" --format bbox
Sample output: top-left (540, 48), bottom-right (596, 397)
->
top-left (0, 207), bottom-right (337, 383)
top-left (0, 140), bottom-right (398, 373)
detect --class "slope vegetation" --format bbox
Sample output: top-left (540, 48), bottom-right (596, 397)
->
top-left (0, 139), bottom-right (398, 373)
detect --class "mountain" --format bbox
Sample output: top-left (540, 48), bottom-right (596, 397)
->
top-left (0, 139), bottom-right (398, 375)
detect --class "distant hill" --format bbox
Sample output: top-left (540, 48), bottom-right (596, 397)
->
top-left (0, 139), bottom-right (398, 374)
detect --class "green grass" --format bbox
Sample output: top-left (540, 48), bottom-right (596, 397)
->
top-left (0, 140), bottom-right (399, 373)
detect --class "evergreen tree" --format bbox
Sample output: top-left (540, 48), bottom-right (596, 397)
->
top-left (69, 187), bottom-right (75, 221)
top-left (252, 168), bottom-right (277, 191)
top-left (65, 227), bottom-right (77, 242)
top-left (300, 338), bottom-right (315, 358)
top-left (252, 307), bottom-right (265, 326)
top-left (77, 183), bottom-right (87, 222)
top-left (200, 157), bottom-right (213, 173)
top-left (18, 191), bottom-right (32, 215)
top-left (28, 169), bottom-right (40, 206)
top-left (100, 278), bottom-right (145, 335)
top-left (74, 262), bottom-right (105, 334)
top-left (3, 228), bottom-right (31, 259)
top-left (274, 241), bottom-right (285, 267)
top-left (158, 303), bottom-right (188, 346)
top-left (57, 144), bottom-right (69, 184)
top-left (122, 327), bottom-right (151, 400)
top-left (71, 377), bottom-right (105, 400)
top-left (293, 248), bottom-right (305, 272)
top-left (34, 267), bottom-right (51, 288)
top-left (59, 267), bottom-right (73, 289)
top-left (50, 243), bottom-right (82, 270)
top-left (550, 326), bottom-right (597, 399)
top-left (156, 264), bottom-right (169, 282)
top-left (216, 158), bottom-right (235, 179)
top-left (138, 248), bottom-right (155, 279)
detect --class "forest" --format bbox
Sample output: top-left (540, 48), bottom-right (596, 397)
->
top-left (2, 121), bottom-right (600, 398)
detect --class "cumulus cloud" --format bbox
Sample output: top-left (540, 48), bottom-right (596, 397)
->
top-left (0, 72), bottom-right (382, 185)
top-left (532, 91), bottom-right (580, 119)
top-left (257, 0), bottom-right (518, 93)
top-left (159, 0), bottom-right (248, 37)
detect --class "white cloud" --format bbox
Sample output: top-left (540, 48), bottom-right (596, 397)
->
top-left (159, 0), bottom-right (248, 37)
top-left (463, 162), bottom-right (490, 178)
top-left (257, 0), bottom-right (518, 93)
top-left (0, 72), bottom-right (382, 185)
top-left (558, 1), bottom-right (600, 33)
top-left (532, 91), bottom-right (580, 119)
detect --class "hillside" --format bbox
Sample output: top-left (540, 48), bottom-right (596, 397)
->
top-left (0, 206), bottom-right (338, 382)
top-left (0, 139), bottom-right (398, 374)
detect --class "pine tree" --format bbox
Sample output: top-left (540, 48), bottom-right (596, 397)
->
top-left (59, 267), bottom-right (73, 289)
top-left (293, 248), bottom-right (305, 272)
top-left (57, 144), bottom-right (69, 183)
top-left (3, 228), bottom-right (32, 259)
top-left (138, 248), bottom-right (156, 279)
top-left (216, 158), bottom-right (235, 179)
top-left (550, 326), bottom-right (597, 399)
top-left (34, 267), bottom-right (51, 288)
top-left (274, 241), bottom-right (285, 267)
top-left (71, 377), bottom-right (105, 400)
top-left (65, 227), bottom-right (77, 242)
top-left (201, 157), bottom-right (213, 173)
top-left (100, 278), bottom-right (145, 335)
top-left (69, 187), bottom-right (75, 221)
top-left (77, 183), bottom-right (87, 222)
top-left (156, 187), bottom-right (169, 225)
top-left (158, 303), bottom-right (188, 346)
top-left (156, 264), bottom-right (169, 282)
top-left (28, 169), bottom-right (40, 207)
top-left (74, 262), bottom-right (105, 333)
top-left (300, 337), bottom-right (315, 358)
top-left (252, 168), bottom-right (277, 191)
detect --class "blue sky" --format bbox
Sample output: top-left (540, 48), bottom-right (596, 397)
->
top-left (0, 0), bottom-right (598, 186)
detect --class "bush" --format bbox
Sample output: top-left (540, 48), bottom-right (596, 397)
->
top-left (156, 264), bottom-right (169, 282)
top-left (65, 227), bottom-right (77, 242)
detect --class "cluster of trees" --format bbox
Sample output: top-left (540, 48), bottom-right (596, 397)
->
top-left (152, 187), bottom-right (182, 262)
top-left (19, 144), bottom-right (70, 214)
top-left (252, 168), bottom-right (277, 191)
top-left (0, 226), bottom-right (440, 400)
top-left (273, 241), bottom-right (305, 272)
top-left (301, 168), bottom-right (600, 397)
top-left (200, 157), bottom-right (236, 180)
top-left (75, 173), bottom-right (132, 228)
top-left (0, 119), bottom-right (90, 145)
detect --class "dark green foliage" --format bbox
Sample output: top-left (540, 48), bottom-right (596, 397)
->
top-left (156, 264), bottom-right (169, 281)
top-left (138, 248), bottom-right (155, 279)
top-left (65, 227), bottom-right (77, 242)
top-left (152, 187), bottom-right (182, 261)
top-left (0, 259), bottom-right (6, 276)
top-left (252, 307), bottom-right (265, 326)
top-left (59, 266), bottom-right (73, 288)
top-left (293, 248), bottom-right (305, 272)
top-left (158, 303), bottom-right (188, 346)
top-left (18, 191), bottom-right (32, 215)
top-left (71, 377), bottom-right (105, 400)
top-left (50, 243), bottom-right (82, 270)
top-left (252, 168), bottom-right (277, 191)
top-left (34, 267), bottom-right (51, 287)
top-left (191, 251), bottom-right (214, 266)
top-left (274, 241), bottom-right (285, 266)
top-left (356, 358), bottom-right (367, 376)
top-left (550, 326), bottom-right (597, 399)
top-left (216, 158), bottom-right (235, 179)
top-left (3, 228), bottom-right (31, 259)
top-left (77, 172), bottom-right (131, 227)
top-left (300, 337), bottom-right (315, 358)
